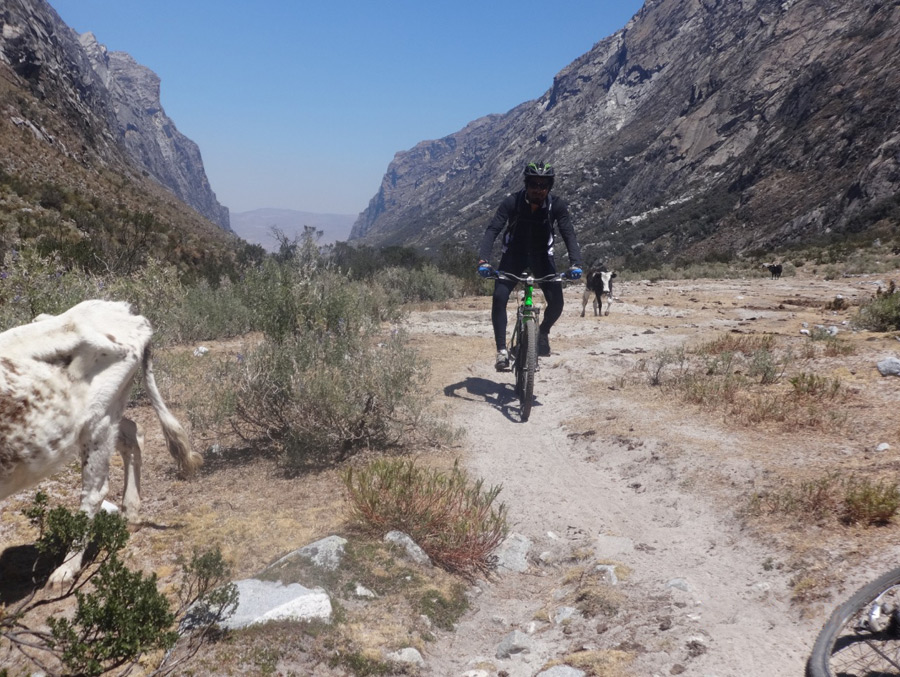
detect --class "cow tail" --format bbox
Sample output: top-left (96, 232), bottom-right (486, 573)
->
top-left (141, 344), bottom-right (203, 477)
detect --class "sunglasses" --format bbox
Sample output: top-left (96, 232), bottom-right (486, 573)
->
top-left (527, 181), bottom-right (552, 190)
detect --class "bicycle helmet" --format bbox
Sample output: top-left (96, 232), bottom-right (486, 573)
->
top-left (523, 162), bottom-right (555, 189)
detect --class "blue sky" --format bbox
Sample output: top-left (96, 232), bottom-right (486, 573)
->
top-left (49, 1), bottom-right (644, 216)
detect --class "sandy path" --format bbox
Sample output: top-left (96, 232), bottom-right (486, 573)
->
top-left (402, 276), bottom-right (887, 676)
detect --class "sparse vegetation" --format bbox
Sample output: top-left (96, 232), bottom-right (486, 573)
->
top-left (343, 458), bottom-right (508, 579)
top-left (1, 493), bottom-right (238, 677)
top-left (748, 474), bottom-right (900, 526)
top-left (854, 285), bottom-right (900, 331)
top-left (635, 332), bottom-right (854, 430)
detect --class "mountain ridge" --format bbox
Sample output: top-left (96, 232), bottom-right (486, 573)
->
top-left (0, 0), bottom-right (241, 275)
top-left (0, 0), bottom-right (230, 233)
top-left (351, 0), bottom-right (900, 267)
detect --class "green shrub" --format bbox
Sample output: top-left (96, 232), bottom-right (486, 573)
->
top-left (218, 328), bottom-right (428, 468)
top-left (343, 458), bottom-right (508, 579)
top-left (842, 478), bottom-right (900, 525)
top-left (789, 372), bottom-right (842, 399)
top-left (4, 494), bottom-right (238, 677)
top-left (0, 249), bottom-right (104, 328)
top-left (48, 557), bottom-right (178, 676)
top-left (749, 474), bottom-right (900, 526)
top-left (854, 291), bottom-right (900, 331)
top-left (168, 276), bottom-right (255, 342)
top-left (373, 264), bottom-right (461, 304)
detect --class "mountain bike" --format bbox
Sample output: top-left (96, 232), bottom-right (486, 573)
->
top-left (808, 566), bottom-right (900, 676)
top-left (491, 270), bottom-right (570, 422)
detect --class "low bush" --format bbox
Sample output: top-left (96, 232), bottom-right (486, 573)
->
top-left (373, 264), bottom-right (462, 304)
top-left (3, 493), bottom-right (238, 677)
top-left (789, 372), bottom-right (842, 399)
top-left (222, 329), bottom-right (429, 468)
top-left (842, 478), bottom-right (900, 525)
top-left (748, 474), bottom-right (900, 526)
top-left (343, 458), bottom-right (508, 579)
top-left (640, 334), bottom-right (854, 430)
top-left (854, 290), bottom-right (900, 331)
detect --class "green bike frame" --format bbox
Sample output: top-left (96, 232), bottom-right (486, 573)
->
top-left (492, 270), bottom-right (568, 421)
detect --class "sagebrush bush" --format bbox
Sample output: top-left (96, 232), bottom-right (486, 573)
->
top-left (343, 458), bottom-right (508, 579)
top-left (373, 264), bottom-right (462, 303)
top-left (748, 474), bottom-right (900, 526)
top-left (842, 478), bottom-right (900, 525)
top-left (0, 249), bottom-right (103, 327)
top-left (224, 329), bottom-right (429, 468)
top-left (854, 291), bottom-right (900, 331)
top-left (789, 372), bottom-right (842, 399)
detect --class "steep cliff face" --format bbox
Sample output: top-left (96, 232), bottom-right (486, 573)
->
top-left (0, 0), bottom-right (120, 163)
top-left (0, 0), bottom-right (230, 232)
top-left (352, 0), bottom-right (900, 265)
top-left (79, 33), bottom-right (230, 231)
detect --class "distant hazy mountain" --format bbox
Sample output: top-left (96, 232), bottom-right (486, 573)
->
top-left (230, 208), bottom-right (357, 251)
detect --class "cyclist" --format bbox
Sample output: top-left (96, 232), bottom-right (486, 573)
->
top-left (477, 161), bottom-right (583, 370)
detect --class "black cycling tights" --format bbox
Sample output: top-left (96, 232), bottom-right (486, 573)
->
top-left (491, 277), bottom-right (564, 351)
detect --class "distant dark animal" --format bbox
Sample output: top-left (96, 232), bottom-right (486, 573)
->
top-left (764, 263), bottom-right (782, 279)
top-left (581, 269), bottom-right (617, 317)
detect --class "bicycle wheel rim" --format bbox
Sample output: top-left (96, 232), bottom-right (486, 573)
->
top-left (520, 320), bottom-right (537, 421)
top-left (808, 566), bottom-right (900, 677)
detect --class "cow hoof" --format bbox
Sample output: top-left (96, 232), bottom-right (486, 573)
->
top-left (47, 565), bottom-right (77, 590)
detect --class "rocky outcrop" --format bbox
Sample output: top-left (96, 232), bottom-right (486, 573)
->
top-left (0, 0), bottom-right (229, 231)
top-left (79, 33), bottom-right (230, 231)
top-left (352, 0), bottom-right (900, 266)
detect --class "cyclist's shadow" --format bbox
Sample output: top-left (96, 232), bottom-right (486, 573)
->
top-left (443, 377), bottom-right (524, 422)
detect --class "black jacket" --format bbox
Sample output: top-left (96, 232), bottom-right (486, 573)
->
top-left (478, 189), bottom-right (582, 267)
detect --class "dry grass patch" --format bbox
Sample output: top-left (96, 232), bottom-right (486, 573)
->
top-left (747, 472), bottom-right (900, 526)
top-left (632, 331), bottom-right (860, 433)
top-left (543, 649), bottom-right (635, 677)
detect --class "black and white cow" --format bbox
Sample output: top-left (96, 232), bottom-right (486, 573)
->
top-left (581, 269), bottom-right (617, 317)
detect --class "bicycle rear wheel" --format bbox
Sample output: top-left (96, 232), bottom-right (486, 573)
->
top-left (517, 320), bottom-right (537, 421)
top-left (808, 566), bottom-right (900, 676)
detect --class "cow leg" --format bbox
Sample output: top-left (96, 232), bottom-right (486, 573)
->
top-left (604, 294), bottom-right (611, 316)
top-left (47, 420), bottom-right (116, 589)
top-left (581, 290), bottom-right (589, 317)
top-left (594, 291), bottom-right (601, 316)
top-left (117, 417), bottom-right (143, 522)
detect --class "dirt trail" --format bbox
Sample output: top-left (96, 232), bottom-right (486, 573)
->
top-left (402, 272), bottom-right (900, 676)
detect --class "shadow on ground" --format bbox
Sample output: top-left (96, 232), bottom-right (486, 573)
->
top-left (443, 376), bottom-right (533, 422)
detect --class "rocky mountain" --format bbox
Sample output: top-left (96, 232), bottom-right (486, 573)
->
top-left (230, 208), bottom-right (356, 252)
top-left (0, 0), bottom-right (230, 234)
top-left (352, 0), bottom-right (900, 268)
top-left (78, 32), bottom-right (230, 231)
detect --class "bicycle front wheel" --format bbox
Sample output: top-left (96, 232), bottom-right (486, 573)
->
top-left (518, 319), bottom-right (537, 421)
top-left (808, 566), bottom-right (900, 676)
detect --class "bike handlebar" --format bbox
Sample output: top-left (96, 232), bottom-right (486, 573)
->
top-left (491, 270), bottom-right (573, 283)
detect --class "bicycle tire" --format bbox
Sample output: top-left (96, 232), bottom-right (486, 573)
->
top-left (808, 565), bottom-right (900, 677)
top-left (509, 320), bottom-right (522, 396)
top-left (519, 319), bottom-right (537, 421)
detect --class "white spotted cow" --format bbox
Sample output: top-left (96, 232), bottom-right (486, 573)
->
top-left (581, 269), bottom-right (617, 317)
top-left (0, 300), bottom-right (202, 587)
